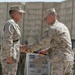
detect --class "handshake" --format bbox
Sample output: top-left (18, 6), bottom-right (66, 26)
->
top-left (20, 45), bottom-right (48, 55)
top-left (20, 45), bottom-right (29, 53)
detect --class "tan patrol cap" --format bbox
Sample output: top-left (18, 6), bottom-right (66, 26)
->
top-left (42, 8), bottom-right (57, 19)
top-left (9, 5), bottom-right (25, 13)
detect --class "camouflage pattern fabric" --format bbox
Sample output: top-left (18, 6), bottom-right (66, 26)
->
top-left (28, 20), bottom-right (74, 75)
top-left (51, 61), bottom-right (74, 75)
top-left (1, 60), bottom-right (18, 75)
top-left (1, 19), bottom-right (21, 75)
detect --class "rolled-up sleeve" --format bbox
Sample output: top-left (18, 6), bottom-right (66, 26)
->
top-left (3, 22), bottom-right (14, 57)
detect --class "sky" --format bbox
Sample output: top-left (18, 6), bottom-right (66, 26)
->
top-left (0, 0), bottom-right (65, 2)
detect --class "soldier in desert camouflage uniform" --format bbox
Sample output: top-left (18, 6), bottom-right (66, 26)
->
top-left (28, 8), bottom-right (74, 75)
top-left (1, 5), bottom-right (25, 75)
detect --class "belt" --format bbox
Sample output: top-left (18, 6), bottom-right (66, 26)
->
top-left (13, 39), bottom-right (19, 42)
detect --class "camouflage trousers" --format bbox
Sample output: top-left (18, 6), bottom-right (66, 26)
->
top-left (51, 60), bottom-right (74, 75)
top-left (17, 53), bottom-right (26, 75)
top-left (1, 59), bottom-right (18, 75)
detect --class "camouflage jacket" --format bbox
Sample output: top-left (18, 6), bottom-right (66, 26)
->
top-left (2, 19), bottom-right (21, 61)
top-left (28, 20), bottom-right (74, 62)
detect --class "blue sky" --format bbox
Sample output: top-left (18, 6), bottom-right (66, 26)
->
top-left (0, 0), bottom-right (65, 2)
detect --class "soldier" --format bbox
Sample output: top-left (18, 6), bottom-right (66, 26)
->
top-left (27, 8), bottom-right (74, 75)
top-left (1, 5), bottom-right (25, 75)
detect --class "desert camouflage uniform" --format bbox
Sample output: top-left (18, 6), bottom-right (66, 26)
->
top-left (29, 20), bottom-right (74, 75)
top-left (1, 19), bottom-right (21, 75)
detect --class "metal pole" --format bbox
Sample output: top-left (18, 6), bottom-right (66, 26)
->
top-left (71, 0), bottom-right (74, 39)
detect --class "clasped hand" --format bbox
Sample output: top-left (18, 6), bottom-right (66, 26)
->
top-left (20, 45), bottom-right (28, 53)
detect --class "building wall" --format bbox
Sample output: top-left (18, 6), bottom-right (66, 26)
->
top-left (0, 3), bottom-right (7, 46)
top-left (0, 1), bottom-right (75, 45)
top-left (24, 2), bottom-right (43, 44)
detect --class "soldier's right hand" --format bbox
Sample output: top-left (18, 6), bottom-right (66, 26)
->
top-left (5, 57), bottom-right (14, 64)
top-left (20, 45), bottom-right (28, 53)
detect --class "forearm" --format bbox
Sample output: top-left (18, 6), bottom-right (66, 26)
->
top-left (28, 36), bottom-right (50, 52)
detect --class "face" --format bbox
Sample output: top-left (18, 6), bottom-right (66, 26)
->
top-left (45, 14), bottom-right (55, 25)
top-left (12, 11), bottom-right (23, 22)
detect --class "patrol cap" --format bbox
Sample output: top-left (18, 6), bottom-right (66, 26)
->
top-left (42, 8), bottom-right (57, 19)
top-left (9, 5), bottom-right (25, 13)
